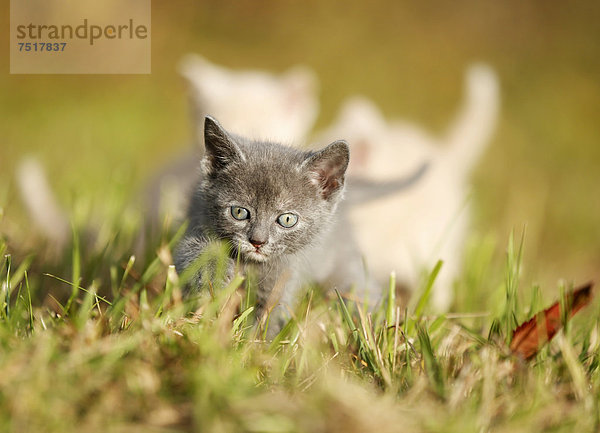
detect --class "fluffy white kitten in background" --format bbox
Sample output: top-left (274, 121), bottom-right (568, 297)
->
top-left (315, 64), bottom-right (500, 311)
top-left (180, 54), bottom-right (319, 146)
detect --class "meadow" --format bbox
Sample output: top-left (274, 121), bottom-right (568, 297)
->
top-left (1, 219), bottom-right (599, 432)
top-left (1, 1), bottom-right (599, 432)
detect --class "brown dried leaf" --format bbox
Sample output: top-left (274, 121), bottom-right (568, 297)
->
top-left (510, 282), bottom-right (593, 360)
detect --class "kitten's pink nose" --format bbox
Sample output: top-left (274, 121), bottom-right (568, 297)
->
top-left (249, 238), bottom-right (266, 249)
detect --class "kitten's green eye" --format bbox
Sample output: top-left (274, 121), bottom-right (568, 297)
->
top-left (231, 206), bottom-right (250, 220)
top-left (277, 213), bottom-right (298, 228)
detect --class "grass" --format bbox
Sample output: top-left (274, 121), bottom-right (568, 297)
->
top-left (0, 192), bottom-right (599, 433)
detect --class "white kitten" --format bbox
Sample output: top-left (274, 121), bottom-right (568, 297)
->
top-left (315, 64), bottom-right (500, 311)
top-left (180, 54), bottom-right (319, 145)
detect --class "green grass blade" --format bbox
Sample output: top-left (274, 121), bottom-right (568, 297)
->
top-left (414, 260), bottom-right (443, 319)
top-left (417, 323), bottom-right (445, 398)
top-left (75, 282), bottom-right (97, 329)
top-left (24, 271), bottom-right (34, 331)
top-left (232, 306), bottom-right (254, 335)
top-left (65, 223), bottom-right (81, 315)
top-left (335, 289), bottom-right (360, 342)
top-left (386, 271), bottom-right (396, 326)
top-left (2, 254), bottom-right (10, 319)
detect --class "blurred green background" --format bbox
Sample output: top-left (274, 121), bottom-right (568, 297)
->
top-left (1, 0), bottom-right (599, 295)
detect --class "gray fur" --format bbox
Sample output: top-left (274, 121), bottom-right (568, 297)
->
top-left (174, 116), bottom-right (378, 335)
top-left (345, 162), bottom-right (430, 205)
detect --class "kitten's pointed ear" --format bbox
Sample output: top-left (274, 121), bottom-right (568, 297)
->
top-left (304, 140), bottom-right (350, 200)
top-left (203, 116), bottom-right (243, 173)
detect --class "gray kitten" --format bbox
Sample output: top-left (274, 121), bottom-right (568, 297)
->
top-left (174, 116), bottom-right (378, 334)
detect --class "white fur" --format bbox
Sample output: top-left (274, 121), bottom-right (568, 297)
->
top-left (16, 157), bottom-right (70, 249)
top-left (179, 54), bottom-right (319, 145)
top-left (315, 64), bottom-right (500, 311)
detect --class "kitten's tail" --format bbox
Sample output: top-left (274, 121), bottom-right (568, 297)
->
top-left (442, 63), bottom-right (500, 174)
top-left (16, 157), bottom-right (70, 249)
top-left (345, 161), bottom-right (430, 205)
